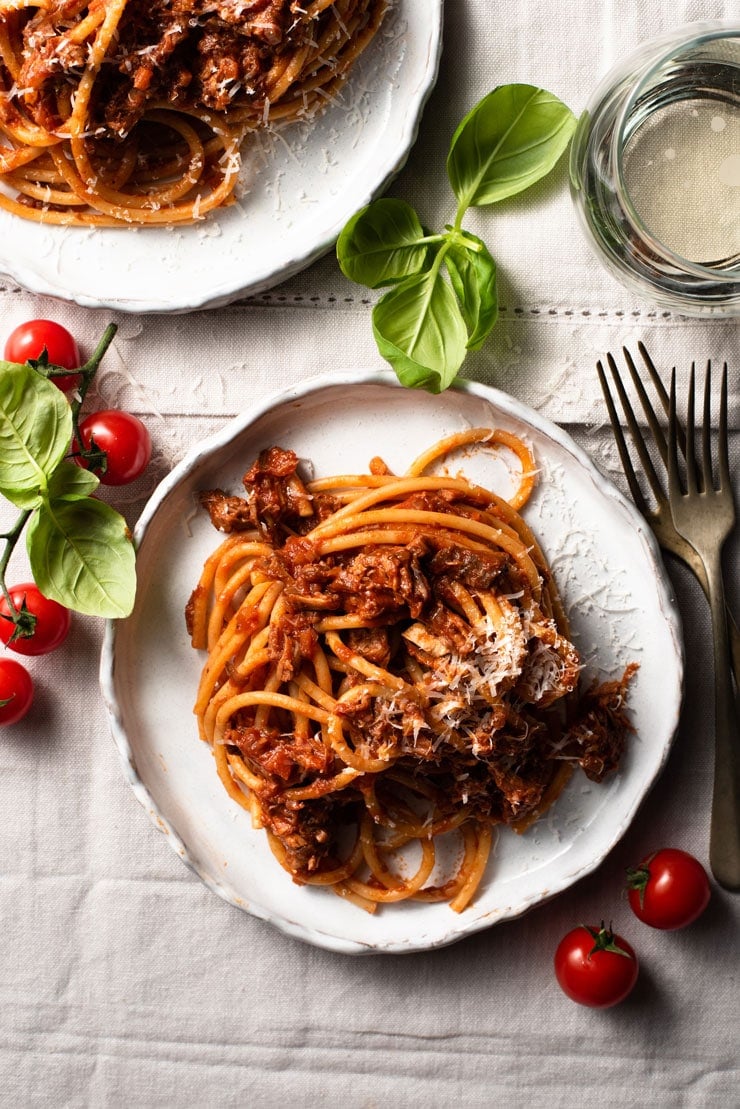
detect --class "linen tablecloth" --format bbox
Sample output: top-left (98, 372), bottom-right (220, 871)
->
top-left (1, 1), bottom-right (739, 1105)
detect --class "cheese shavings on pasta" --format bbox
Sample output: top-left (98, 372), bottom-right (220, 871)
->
top-left (0, 0), bottom-right (387, 225)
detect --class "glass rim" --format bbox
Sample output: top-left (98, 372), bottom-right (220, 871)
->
top-left (611, 23), bottom-right (740, 282)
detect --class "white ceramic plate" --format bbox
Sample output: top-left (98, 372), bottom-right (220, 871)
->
top-left (101, 374), bottom-right (684, 955)
top-left (0, 1), bottom-right (442, 313)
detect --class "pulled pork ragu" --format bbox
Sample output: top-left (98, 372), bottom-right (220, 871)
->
top-left (16, 1), bottom-right (359, 136)
top-left (0, 0), bottom-right (387, 224)
top-left (189, 444), bottom-right (638, 897)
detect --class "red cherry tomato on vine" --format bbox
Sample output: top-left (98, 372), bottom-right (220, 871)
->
top-left (554, 924), bottom-right (639, 1008)
top-left (0, 583), bottom-right (71, 656)
top-left (75, 409), bottom-right (152, 486)
top-left (0, 658), bottom-right (34, 724)
top-left (626, 848), bottom-right (711, 930)
top-left (4, 319), bottom-right (81, 392)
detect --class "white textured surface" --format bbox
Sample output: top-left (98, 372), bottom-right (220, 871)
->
top-left (0, 0), bottom-right (739, 1105)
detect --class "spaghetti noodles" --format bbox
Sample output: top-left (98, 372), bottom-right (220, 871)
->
top-left (186, 430), bottom-right (637, 913)
top-left (0, 0), bottom-right (386, 225)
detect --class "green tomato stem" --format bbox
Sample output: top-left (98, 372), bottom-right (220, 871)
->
top-left (70, 322), bottom-right (117, 467)
top-left (0, 508), bottom-right (32, 621)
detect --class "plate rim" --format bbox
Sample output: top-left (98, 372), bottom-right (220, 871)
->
top-left (100, 371), bottom-right (684, 954)
top-left (0, 0), bottom-right (444, 314)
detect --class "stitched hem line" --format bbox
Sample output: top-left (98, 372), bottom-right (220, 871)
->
top-left (235, 293), bottom-right (683, 318)
top-left (0, 280), bottom-right (708, 319)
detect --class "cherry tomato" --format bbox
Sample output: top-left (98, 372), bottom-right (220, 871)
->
top-left (75, 409), bottom-right (152, 486)
top-left (554, 924), bottom-right (639, 1008)
top-left (0, 583), bottom-right (71, 656)
top-left (0, 658), bottom-right (34, 724)
top-left (4, 319), bottom-right (81, 392)
top-left (627, 848), bottom-right (711, 930)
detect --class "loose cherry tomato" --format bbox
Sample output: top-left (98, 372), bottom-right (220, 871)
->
top-left (554, 924), bottom-right (639, 1008)
top-left (627, 848), bottom-right (711, 930)
top-left (4, 319), bottom-right (81, 392)
top-left (75, 409), bottom-right (152, 486)
top-left (0, 583), bottom-right (71, 656)
top-left (0, 658), bottom-right (33, 724)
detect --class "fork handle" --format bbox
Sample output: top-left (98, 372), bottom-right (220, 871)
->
top-left (728, 611), bottom-right (740, 698)
top-left (704, 547), bottom-right (740, 891)
top-left (669, 544), bottom-right (740, 692)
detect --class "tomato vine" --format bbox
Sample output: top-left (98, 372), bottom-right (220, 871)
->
top-left (0, 321), bottom-right (139, 636)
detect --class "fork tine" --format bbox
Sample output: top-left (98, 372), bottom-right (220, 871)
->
top-left (605, 351), bottom-right (668, 508)
top-left (718, 362), bottom-right (730, 490)
top-left (596, 359), bottom-right (651, 515)
top-left (637, 342), bottom-right (671, 407)
top-left (622, 346), bottom-right (670, 470)
top-left (701, 360), bottom-right (713, 491)
top-left (667, 368), bottom-right (682, 498)
top-left (685, 362), bottom-right (699, 496)
top-left (634, 344), bottom-right (669, 466)
top-left (637, 341), bottom-right (690, 461)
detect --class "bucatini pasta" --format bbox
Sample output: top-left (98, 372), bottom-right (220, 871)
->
top-left (0, 0), bottom-right (386, 224)
top-left (186, 429), bottom-right (637, 913)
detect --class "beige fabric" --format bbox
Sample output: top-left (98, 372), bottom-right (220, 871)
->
top-left (0, 1), bottom-right (738, 1105)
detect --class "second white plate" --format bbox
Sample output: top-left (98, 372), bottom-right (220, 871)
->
top-left (0, 1), bottom-right (443, 313)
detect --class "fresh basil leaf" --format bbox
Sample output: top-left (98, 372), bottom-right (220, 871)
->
top-left (27, 496), bottom-right (136, 618)
top-left (445, 233), bottom-right (498, 351)
top-left (0, 361), bottom-right (72, 498)
top-left (447, 84), bottom-right (577, 208)
top-left (0, 486), bottom-right (43, 511)
top-left (337, 198), bottom-right (431, 288)
top-left (372, 268), bottom-right (468, 393)
top-left (46, 460), bottom-right (100, 501)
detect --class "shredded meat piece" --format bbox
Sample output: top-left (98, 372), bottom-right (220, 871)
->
top-left (229, 724), bottom-right (332, 783)
top-left (242, 446), bottom-right (314, 540)
top-left (429, 545), bottom-right (509, 591)
top-left (259, 792), bottom-right (355, 875)
top-left (559, 663), bottom-right (639, 781)
top-left (330, 544), bottom-right (431, 621)
top-left (267, 607), bottom-right (319, 682)
top-left (345, 627), bottom-right (393, 668)
top-left (425, 600), bottom-right (475, 655)
top-left (412, 743), bottom-right (555, 825)
top-left (199, 488), bottom-right (254, 532)
top-left (467, 706), bottom-right (540, 758)
top-left (488, 752), bottom-right (554, 822)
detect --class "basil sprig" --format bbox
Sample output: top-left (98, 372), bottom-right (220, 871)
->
top-left (0, 325), bottom-right (136, 619)
top-left (337, 84), bottom-right (576, 392)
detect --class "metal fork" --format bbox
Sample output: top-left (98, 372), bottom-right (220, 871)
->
top-left (597, 345), bottom-right (740, 691)
top-left (666, 361), bottom-right (740, 890)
